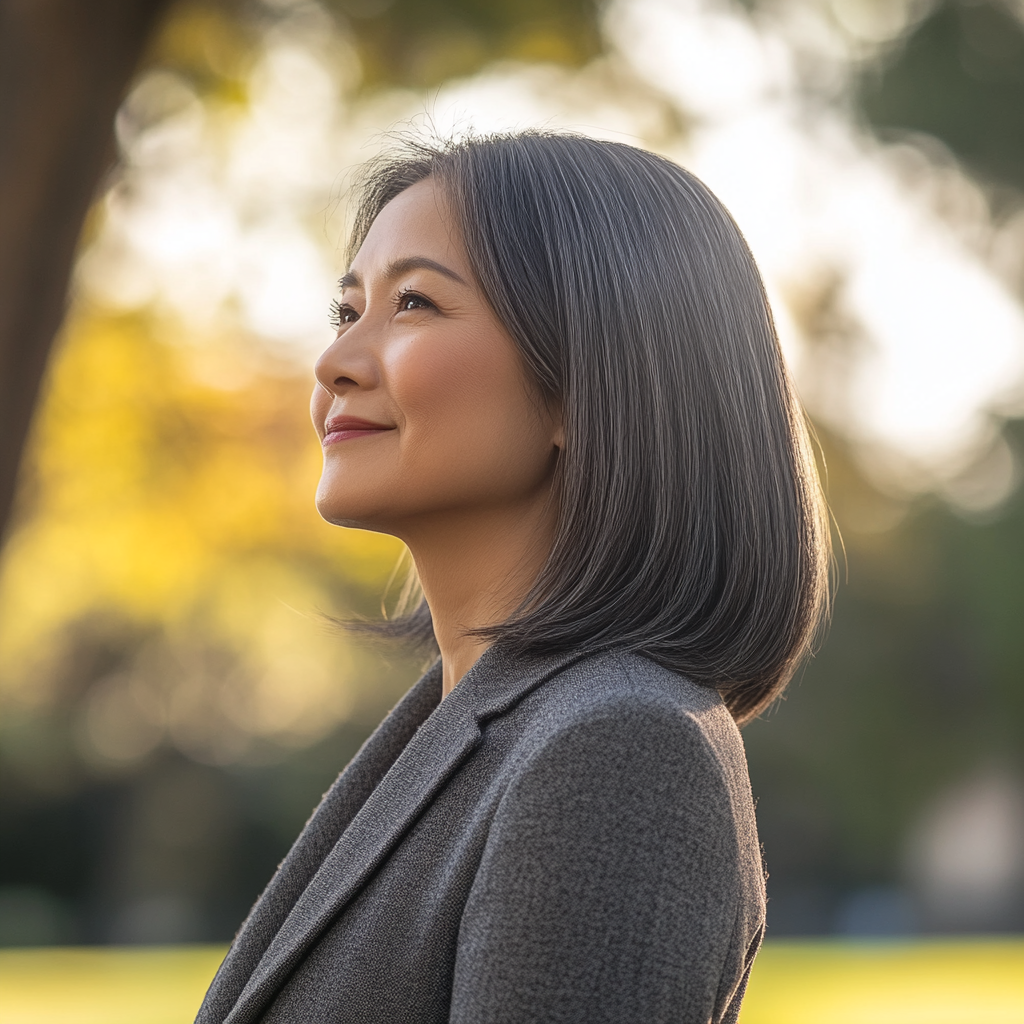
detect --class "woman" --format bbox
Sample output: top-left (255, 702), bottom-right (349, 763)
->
top-left (197, 131), bottom-right (829, 1024)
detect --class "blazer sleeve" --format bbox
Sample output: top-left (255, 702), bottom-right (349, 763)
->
top-left (449, 700), bottom-right (750, 1024)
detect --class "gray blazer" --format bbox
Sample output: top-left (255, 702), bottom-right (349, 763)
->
top-left (196, 646), bottom-right (766, 1024)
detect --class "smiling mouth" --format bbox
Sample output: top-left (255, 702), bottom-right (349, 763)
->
top-left (322, 416), bottom-right (394, 447)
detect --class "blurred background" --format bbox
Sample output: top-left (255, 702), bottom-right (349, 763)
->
top-left (1, 0), bottom-right (1023, 949)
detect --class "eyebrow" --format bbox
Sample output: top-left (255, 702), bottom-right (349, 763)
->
top-left (338, 256), bottom-right (467, 291)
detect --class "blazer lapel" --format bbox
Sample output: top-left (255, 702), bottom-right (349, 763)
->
top-left (198, 662), bottom-right (442, 1024)
top-left (224, 645), bottom-right (591, 1024)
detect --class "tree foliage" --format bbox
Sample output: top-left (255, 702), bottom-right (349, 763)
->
top-left (859, 0), bottom-right (1024, 200)
top-left (3, 0), bottom-right (1024, 944)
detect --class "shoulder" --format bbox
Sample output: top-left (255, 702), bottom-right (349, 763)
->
top-left (489, 650), bottom-right (750, 817)
top-left (560, 648), bottom-right (723, 710)
top-left (477, 649), bottom-right (762, 886)
top-left (509, 649), bottom-right (743, 768)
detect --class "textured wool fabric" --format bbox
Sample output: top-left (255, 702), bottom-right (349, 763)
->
top-left (195, 646), bottom-right (765, 1024)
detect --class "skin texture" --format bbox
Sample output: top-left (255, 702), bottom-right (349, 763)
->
top-left (311, 179), bottom-right (563, 696)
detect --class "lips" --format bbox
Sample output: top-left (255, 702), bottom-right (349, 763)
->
top-left (322, 415), bottom-right (394, 446)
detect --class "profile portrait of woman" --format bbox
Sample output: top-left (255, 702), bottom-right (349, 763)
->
top-left (196, 130), bottom-right (830, 1024)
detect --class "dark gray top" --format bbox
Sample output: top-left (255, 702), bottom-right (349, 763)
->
top-left (196, 646), bottom-right (766, 1024)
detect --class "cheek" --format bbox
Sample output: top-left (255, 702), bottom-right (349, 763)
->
top-left (387, 328), bottom-right (549, 489)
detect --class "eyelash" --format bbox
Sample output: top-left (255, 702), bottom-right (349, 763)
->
top-left (328, 299), bottom-right (356, 331)
top-left (396, 288), bottom-right (434, 313)
top-left (328, 289), bottom-right (434, 331)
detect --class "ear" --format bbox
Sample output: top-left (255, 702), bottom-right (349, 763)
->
top-left (547, 396), bottom-right (564, 451)
top-left (548, 401), bottom-right (564, 451)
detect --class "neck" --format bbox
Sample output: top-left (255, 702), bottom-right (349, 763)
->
top-left (402, 494), bottom-right (556, 697)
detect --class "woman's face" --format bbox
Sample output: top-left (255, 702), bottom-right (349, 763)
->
top-left (311, 178), bottom-right (562, 536)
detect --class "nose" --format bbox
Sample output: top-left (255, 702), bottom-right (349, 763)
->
top-left (313, 324), bottom-right (378, 397)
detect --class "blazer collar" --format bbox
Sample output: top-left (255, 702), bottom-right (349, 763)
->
top-left (223, 643), bottom-right (590, 1024)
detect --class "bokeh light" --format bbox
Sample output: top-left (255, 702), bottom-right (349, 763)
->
top-left (2, 0), bottom-right (1023, 990)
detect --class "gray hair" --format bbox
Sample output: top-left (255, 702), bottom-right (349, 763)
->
top-left (346, 130), bottom-right (830, 724)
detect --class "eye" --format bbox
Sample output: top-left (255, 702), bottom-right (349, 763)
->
top-left (329, 299), bottom-right (359, 330)
top-left (396, 290), bottom-right (434, 313)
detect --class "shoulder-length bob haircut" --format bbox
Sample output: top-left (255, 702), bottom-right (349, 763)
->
top-left (348, 130), bottom-right (830, 724)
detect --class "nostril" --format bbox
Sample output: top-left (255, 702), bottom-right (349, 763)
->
top-left (334, 376), bottom-right (358, 387)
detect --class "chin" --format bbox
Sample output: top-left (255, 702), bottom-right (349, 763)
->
top-left (315, 481), bottom-right (390, 533)
top-left (316, 495), bottom-right (370, 530)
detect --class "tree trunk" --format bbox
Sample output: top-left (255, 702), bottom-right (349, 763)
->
top-left (0, 0), bottom-right (172, 542)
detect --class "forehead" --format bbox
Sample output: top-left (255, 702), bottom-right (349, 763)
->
top-left (352, 178), bottom-right (464, 271)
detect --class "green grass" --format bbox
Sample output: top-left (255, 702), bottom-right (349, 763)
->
top-left (0, 939), bottom-right (1021, 1024)
top-left (0, 946), bottom-right (225, 1024)
top-left (742, 939), bottom-right (1024, 1024)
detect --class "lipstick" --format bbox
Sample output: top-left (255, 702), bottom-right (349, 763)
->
top-left (322, 415), bottom-right (394, 446)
